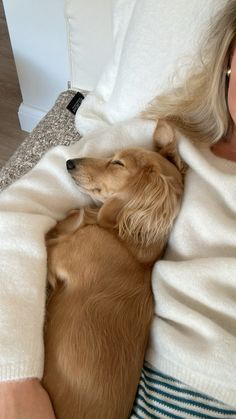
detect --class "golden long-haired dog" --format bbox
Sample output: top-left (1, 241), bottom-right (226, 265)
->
top-left (43, 123), bottom-right (184, 419)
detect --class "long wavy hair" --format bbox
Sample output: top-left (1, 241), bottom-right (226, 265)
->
top-left (144, 0), bottom-right (236, 144)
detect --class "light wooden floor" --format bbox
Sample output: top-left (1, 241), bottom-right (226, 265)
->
top-left (0, 0), bottom-right (26, 169)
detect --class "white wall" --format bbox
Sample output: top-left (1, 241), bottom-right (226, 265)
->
top-left (3, 0), bottom-right (70, 132)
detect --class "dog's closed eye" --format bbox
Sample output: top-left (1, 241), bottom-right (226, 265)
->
top-left (111, 160), bottom-right (125, 167)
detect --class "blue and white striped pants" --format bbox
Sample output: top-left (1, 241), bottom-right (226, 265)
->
top-left (130, 363), bottom-right (236, 418)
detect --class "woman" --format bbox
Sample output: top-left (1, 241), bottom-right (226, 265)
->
top-left (131, 0), bottom-right (236, 416)
top-left (1, 1), bottom-right (236, 418)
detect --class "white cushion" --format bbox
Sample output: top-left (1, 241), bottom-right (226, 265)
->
top-left (76, 0), bottom-right (226, 135)
top-left (65, 0), bottom-right (113, 92)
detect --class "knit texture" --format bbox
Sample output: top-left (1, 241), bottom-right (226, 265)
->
top-left (146, 138), bottom-right (236, 407)
top-left (0, 91), bottom-right (81, 192)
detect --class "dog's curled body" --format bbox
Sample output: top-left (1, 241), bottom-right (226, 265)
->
top-left (43, 141), bottom-right (184, 419)
top-left (43, 208), bottom-right (154, 419)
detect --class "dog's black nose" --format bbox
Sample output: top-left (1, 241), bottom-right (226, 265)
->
top-left (66, 159), bottom-right (76, 171)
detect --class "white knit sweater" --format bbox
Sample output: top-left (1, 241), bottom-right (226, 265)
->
top-left (0, 120), bottom-right (235, 406)
top-left (146, 137), bottom-right (236, 406)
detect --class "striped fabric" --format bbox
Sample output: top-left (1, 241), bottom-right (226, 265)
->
top-left (130, 363), bottom-right (236, 418)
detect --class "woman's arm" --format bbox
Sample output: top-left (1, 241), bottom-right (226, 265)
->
top-left (0, 379), bottom-right (56, 419)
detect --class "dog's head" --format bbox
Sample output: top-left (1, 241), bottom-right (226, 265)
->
top-left (67, 144), bottom-right (183, 247)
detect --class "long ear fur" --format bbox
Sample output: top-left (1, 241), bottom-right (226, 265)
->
top-left (116, 169), bottom-right (183, 247)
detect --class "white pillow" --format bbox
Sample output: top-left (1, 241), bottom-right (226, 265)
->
top-left (76, 0), bottom-right (226, 136)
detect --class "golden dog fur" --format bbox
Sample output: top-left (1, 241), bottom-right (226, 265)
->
top-left (43, 124), bottom-right (184, 419)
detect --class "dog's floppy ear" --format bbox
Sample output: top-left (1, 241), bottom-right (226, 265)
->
top-left (115, 168), bottom-right (182, 247)
top-left (154, 120), bottom-right (186, 175)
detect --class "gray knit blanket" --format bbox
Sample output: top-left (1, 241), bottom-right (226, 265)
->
top-left (0, 91), bottom-right (81, 191)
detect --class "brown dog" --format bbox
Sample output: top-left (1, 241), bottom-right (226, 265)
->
top-left (43, 129), bottom-right (184, 419)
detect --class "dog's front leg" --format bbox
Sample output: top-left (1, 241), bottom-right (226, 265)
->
top-left (46, 209), bottom-right (85, 242)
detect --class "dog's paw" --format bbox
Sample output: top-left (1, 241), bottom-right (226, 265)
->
top-left (153, 120), bottom-right (187, 175)
top-left (154, 120), bottom-right (175, 147)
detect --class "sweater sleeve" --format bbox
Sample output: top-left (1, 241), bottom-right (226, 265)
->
top-left (0, 145), bottom-right (89, 381)
top-left (0, 119), bottom-right (155, 381)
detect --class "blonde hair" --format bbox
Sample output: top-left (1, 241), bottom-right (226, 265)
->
top-left (145, 0), bottom-right (236, 144)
